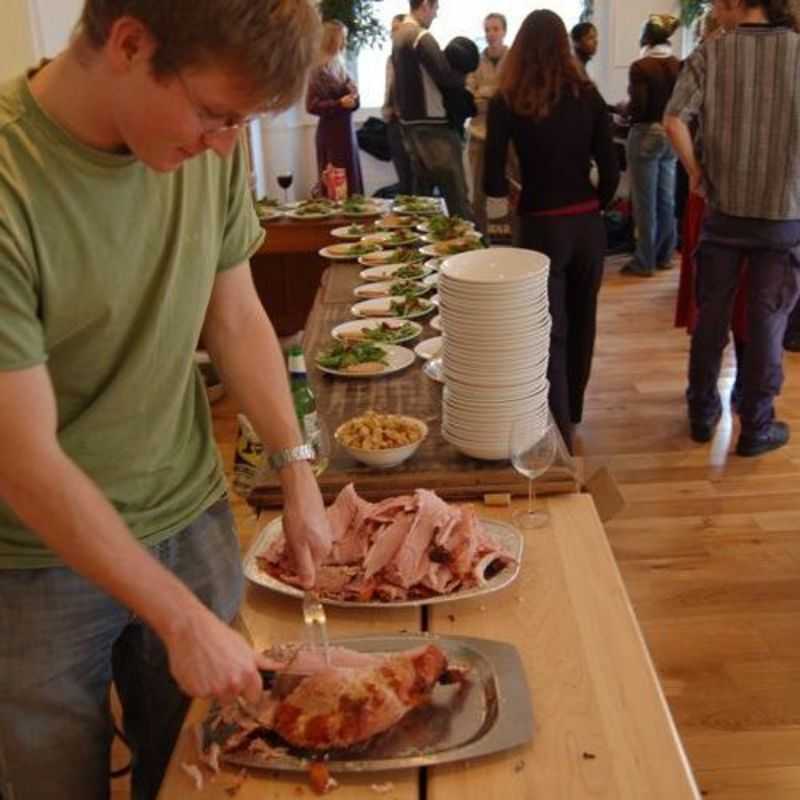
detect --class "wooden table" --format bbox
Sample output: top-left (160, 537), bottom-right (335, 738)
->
top-left (157, 494), bottom-right (700, 799)
top-left (249, 263), bottom-right (579, 509)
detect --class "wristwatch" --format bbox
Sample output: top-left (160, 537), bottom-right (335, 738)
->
top-left (268, 443), bottom-right (316, 472)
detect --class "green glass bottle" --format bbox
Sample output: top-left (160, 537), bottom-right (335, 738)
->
top-left (287, 345), bottom-right (320, 446)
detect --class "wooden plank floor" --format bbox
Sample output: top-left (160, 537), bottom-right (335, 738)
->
top-left (577, 255), bottom-right (800, 799)
top-left (114, 252), bottom-right (800, 799)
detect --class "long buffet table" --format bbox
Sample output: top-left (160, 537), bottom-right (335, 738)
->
top-left (157, 494), bottom-right (700, 799)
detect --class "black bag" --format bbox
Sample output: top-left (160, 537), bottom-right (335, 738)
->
top-left (357, 117), bottom-right (392, 162)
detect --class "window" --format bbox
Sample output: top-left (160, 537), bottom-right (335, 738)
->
top-left (354, 1), bottom-right (585, 108)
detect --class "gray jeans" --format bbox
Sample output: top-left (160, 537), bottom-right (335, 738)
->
top-left (402, 124), bottom-right (474, 221)
top-left (0, 498), bottom-right (243, 800)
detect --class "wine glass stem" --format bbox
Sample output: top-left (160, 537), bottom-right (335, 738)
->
top-left (528, 478), bottom-right (535, 515)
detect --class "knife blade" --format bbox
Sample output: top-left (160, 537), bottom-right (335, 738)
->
top-left (302, 591), bottom-right (331, 666)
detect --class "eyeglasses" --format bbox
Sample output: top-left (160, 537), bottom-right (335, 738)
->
top-left (175, 71), bottom-right (267, 135)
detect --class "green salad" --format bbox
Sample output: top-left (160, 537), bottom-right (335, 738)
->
top-left (381, 248), bottom-right (424, 265)
top-left (316, 341), bottom-right (388, 370)
top-left (360, 322), bottom-right (418, 343)
top-left (393, 263), bottom-right (426, 279)
top-left (426, 215), bottom-right (472, 241)
top-left (341, 242), bottom-right (382, 256)
top-left (389, 280), bottom-right (426, 296)
top-left (390, 296), bottom-right (431, 317)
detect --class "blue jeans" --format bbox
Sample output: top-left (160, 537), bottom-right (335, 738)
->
top-left (0, 498), bottom-right (243, 800)
top-left (688, 211), bottom-right (800, 435)
top-left (627, 123), bottom-right (677, 269)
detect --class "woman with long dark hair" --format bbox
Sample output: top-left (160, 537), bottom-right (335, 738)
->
top-left (484, 9), bottom-right (619, 452)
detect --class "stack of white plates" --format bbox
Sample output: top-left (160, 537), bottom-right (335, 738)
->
top-left (438, 248), bottom-right (551, 460)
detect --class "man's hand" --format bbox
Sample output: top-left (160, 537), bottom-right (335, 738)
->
top-left (689, 168), bottom-right (707, 198)
top-left (164, 604), bottom-right (271, 706)
top-left (280, 462), bottom-right (332, 588)
top-left (340, 94), bottom-right (357, 110)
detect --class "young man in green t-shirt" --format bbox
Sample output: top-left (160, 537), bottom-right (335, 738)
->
top-left (0, 2), bottom-right (331, 797)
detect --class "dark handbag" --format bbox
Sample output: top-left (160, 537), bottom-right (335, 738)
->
top-left (356, 117), bottom-right (392, 162)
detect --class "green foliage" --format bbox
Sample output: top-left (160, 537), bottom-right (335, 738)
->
top-left (679, 0), bottom-right (708, 26)
top-left (319, 0), bottom-right (386, 54)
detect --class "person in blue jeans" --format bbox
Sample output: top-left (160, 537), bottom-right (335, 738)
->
top-left (622, 15), bottom-right (681, 277)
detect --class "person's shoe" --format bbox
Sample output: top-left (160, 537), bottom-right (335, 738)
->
top-left (736, 421), bottom-right (790, 457)
top-left (620, 260), bottom-right (654, 277)
top-left (656, 261), bottom-right (674, 270)
top-left (784, 333), bottom-right (800, 352)
top-left (689, 409), bottom-right (722, 443)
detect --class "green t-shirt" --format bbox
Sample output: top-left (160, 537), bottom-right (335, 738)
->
top-left (0, 75), bottom-right (265, 568)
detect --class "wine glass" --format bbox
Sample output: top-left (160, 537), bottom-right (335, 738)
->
top-left (509, 419), bottom-right (557, 529)
top-left (277, 172), bottom-right (294, 205)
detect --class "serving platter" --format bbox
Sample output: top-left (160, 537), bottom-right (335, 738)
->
top-left (331, 318), bottom-right (423, 345)
top-left (243, 516), bottom-right (522, 608)
top-left (330, 224), bottom-right (381, 240)
top-left (316, 344), bottom-right (416, 378)
top-left (205, 633), bottom-right (534, 773)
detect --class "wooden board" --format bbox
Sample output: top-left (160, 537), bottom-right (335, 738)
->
top-left (249, 265), bottom-right (579, 509)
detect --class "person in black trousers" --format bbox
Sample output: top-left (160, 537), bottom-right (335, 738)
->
top-left (484, 9), bottom-right (619, 452)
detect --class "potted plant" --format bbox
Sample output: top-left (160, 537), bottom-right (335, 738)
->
top-left (318, 0), bottom-right (386, 53)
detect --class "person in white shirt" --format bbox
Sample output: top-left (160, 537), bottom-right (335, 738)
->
top-left (467, 12), bottom-right (508, 233)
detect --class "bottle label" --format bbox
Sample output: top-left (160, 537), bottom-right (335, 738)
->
top-left (288, 353), bottom-right (307, 375)
top-left (302, 411), bottom-right (320, 446)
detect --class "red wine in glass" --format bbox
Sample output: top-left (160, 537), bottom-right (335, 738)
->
top-left (277, 173), bottom-right (293, 204)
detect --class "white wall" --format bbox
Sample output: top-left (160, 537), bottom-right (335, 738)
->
top-left (592, 0), bottom-right (685, 103)
top-left (0, 0), bottom-right (82, 82)
top-left (0, 0), bottom-right (37, 82)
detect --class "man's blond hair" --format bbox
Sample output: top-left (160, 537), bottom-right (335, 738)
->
top-left (79, 0), bottom-right (320, 112)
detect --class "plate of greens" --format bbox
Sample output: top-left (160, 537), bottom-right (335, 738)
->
top-left (351, 296), bottom-right (435, 320)
top-left (331, 318), bottom-right (423, 345)
top-left (420, 237), bottom-right (487, 257)
top-left (392, 195), bottom-right (442, 216)
top-left (287, 201), bottom-right (337, 220)
top-left (315, 342), bottom-right (415, 377)
top-left (358, 248), bottom-right (426, 268)
top-left (417, 215), bottom-right (476, 240)
top-left (362, 230), bottom-right (421, 248)
top-left (331, 223), bottom-right (382, 239)
top-left (341, 195), bottom-right (383, 217)
top-left (359, 262), bottom-right (433, 282)
top-left (319, 242), bottom-right (383, 261)
top-left (353, 279), bottom-right (430, 300)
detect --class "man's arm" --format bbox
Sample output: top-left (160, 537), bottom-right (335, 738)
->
top-left (664, 114), bottom-right (704, 195)
top-left (415, 31), bottom-right (464, 91)
top-left (200, 263), bottom-right (332, 585)
top-left (0, 365), bottom-right (269, 703)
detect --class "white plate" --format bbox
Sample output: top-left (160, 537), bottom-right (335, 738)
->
top-left (415, 336), bottom-right (443, 360)
top-left (393, 201), bottom-right (441, 216)
top-left (256, 206), bottom-right (284, 221)
top-left (430, 314), bottom-right (443, 332)
top-left (425, 257), bottom-right (445, 271)
top-left (359, 263), bottom-right (433, 282)
top-left (319, 243), bottom-right (382, 261)
top-left (287, 209), bottom-right (336, 220)
top-left (417, 219), bottom-right (476, 234)
top-left (420, 241), bottom-right (485, 257)
top-left (423, 273), bottom-right (439, 288)
top-left (342, 206), bottom-right (382, 218)
top-left (351, 297), bottom-right (435, 319)
top-left (361, 232), bottom-right (421, 247)
top-left (354, 280), bottom-right (429, 299)
top-left (358, 249), bottom-right (426, 268)
top-left (316, 344), bottom-right (416, 378)
top-left (431, 294), bottom-right (440, 307)
top-left (422, 231), bottom-right (482, 245)
top-left (331, 318), bottom-right (423, 345)
top-left (243, 516), bottom-right (523, 608)
top-left (423, 358), bottom-right (445, 383)
top-left (331, 225), bottom-right (379, 240)
top-left (377, 215), bottom-right (421, 229)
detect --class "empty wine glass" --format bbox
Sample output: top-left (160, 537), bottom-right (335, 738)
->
top-left (277, 172), bottom-right (294, 205)
top-left (509, 419), bottom-right (557, 529)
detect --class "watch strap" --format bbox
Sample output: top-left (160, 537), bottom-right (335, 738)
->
top-left (268, 443), bottom-right (316, 471)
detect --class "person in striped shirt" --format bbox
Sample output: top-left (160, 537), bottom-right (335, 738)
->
top-left (664, 0), bottom-right (800, 456)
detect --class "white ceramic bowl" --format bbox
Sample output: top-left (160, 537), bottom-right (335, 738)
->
top-left (441, 247), bottom-right (550, 284)
top-left (335, 416), bottom-right (428, 468)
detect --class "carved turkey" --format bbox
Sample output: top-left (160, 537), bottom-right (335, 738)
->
top-left (271, 644), bottom-right (448, 750)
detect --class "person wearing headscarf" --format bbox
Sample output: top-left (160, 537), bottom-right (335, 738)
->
top-left (621, 14), bottom-right (681, 277)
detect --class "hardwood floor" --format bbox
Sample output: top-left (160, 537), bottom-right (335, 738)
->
top-left (113, 253), bottom-right (800, 799)
top-left (577, 255), bottom-right (800, 799)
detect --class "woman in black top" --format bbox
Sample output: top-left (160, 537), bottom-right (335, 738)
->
top-left (485, 9), bottom-right (619, 452)
top-left (621, 15), bottom-right (681, 277)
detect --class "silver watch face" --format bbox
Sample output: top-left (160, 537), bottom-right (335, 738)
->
top-left (269, 444), bottom-right (315, 470)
